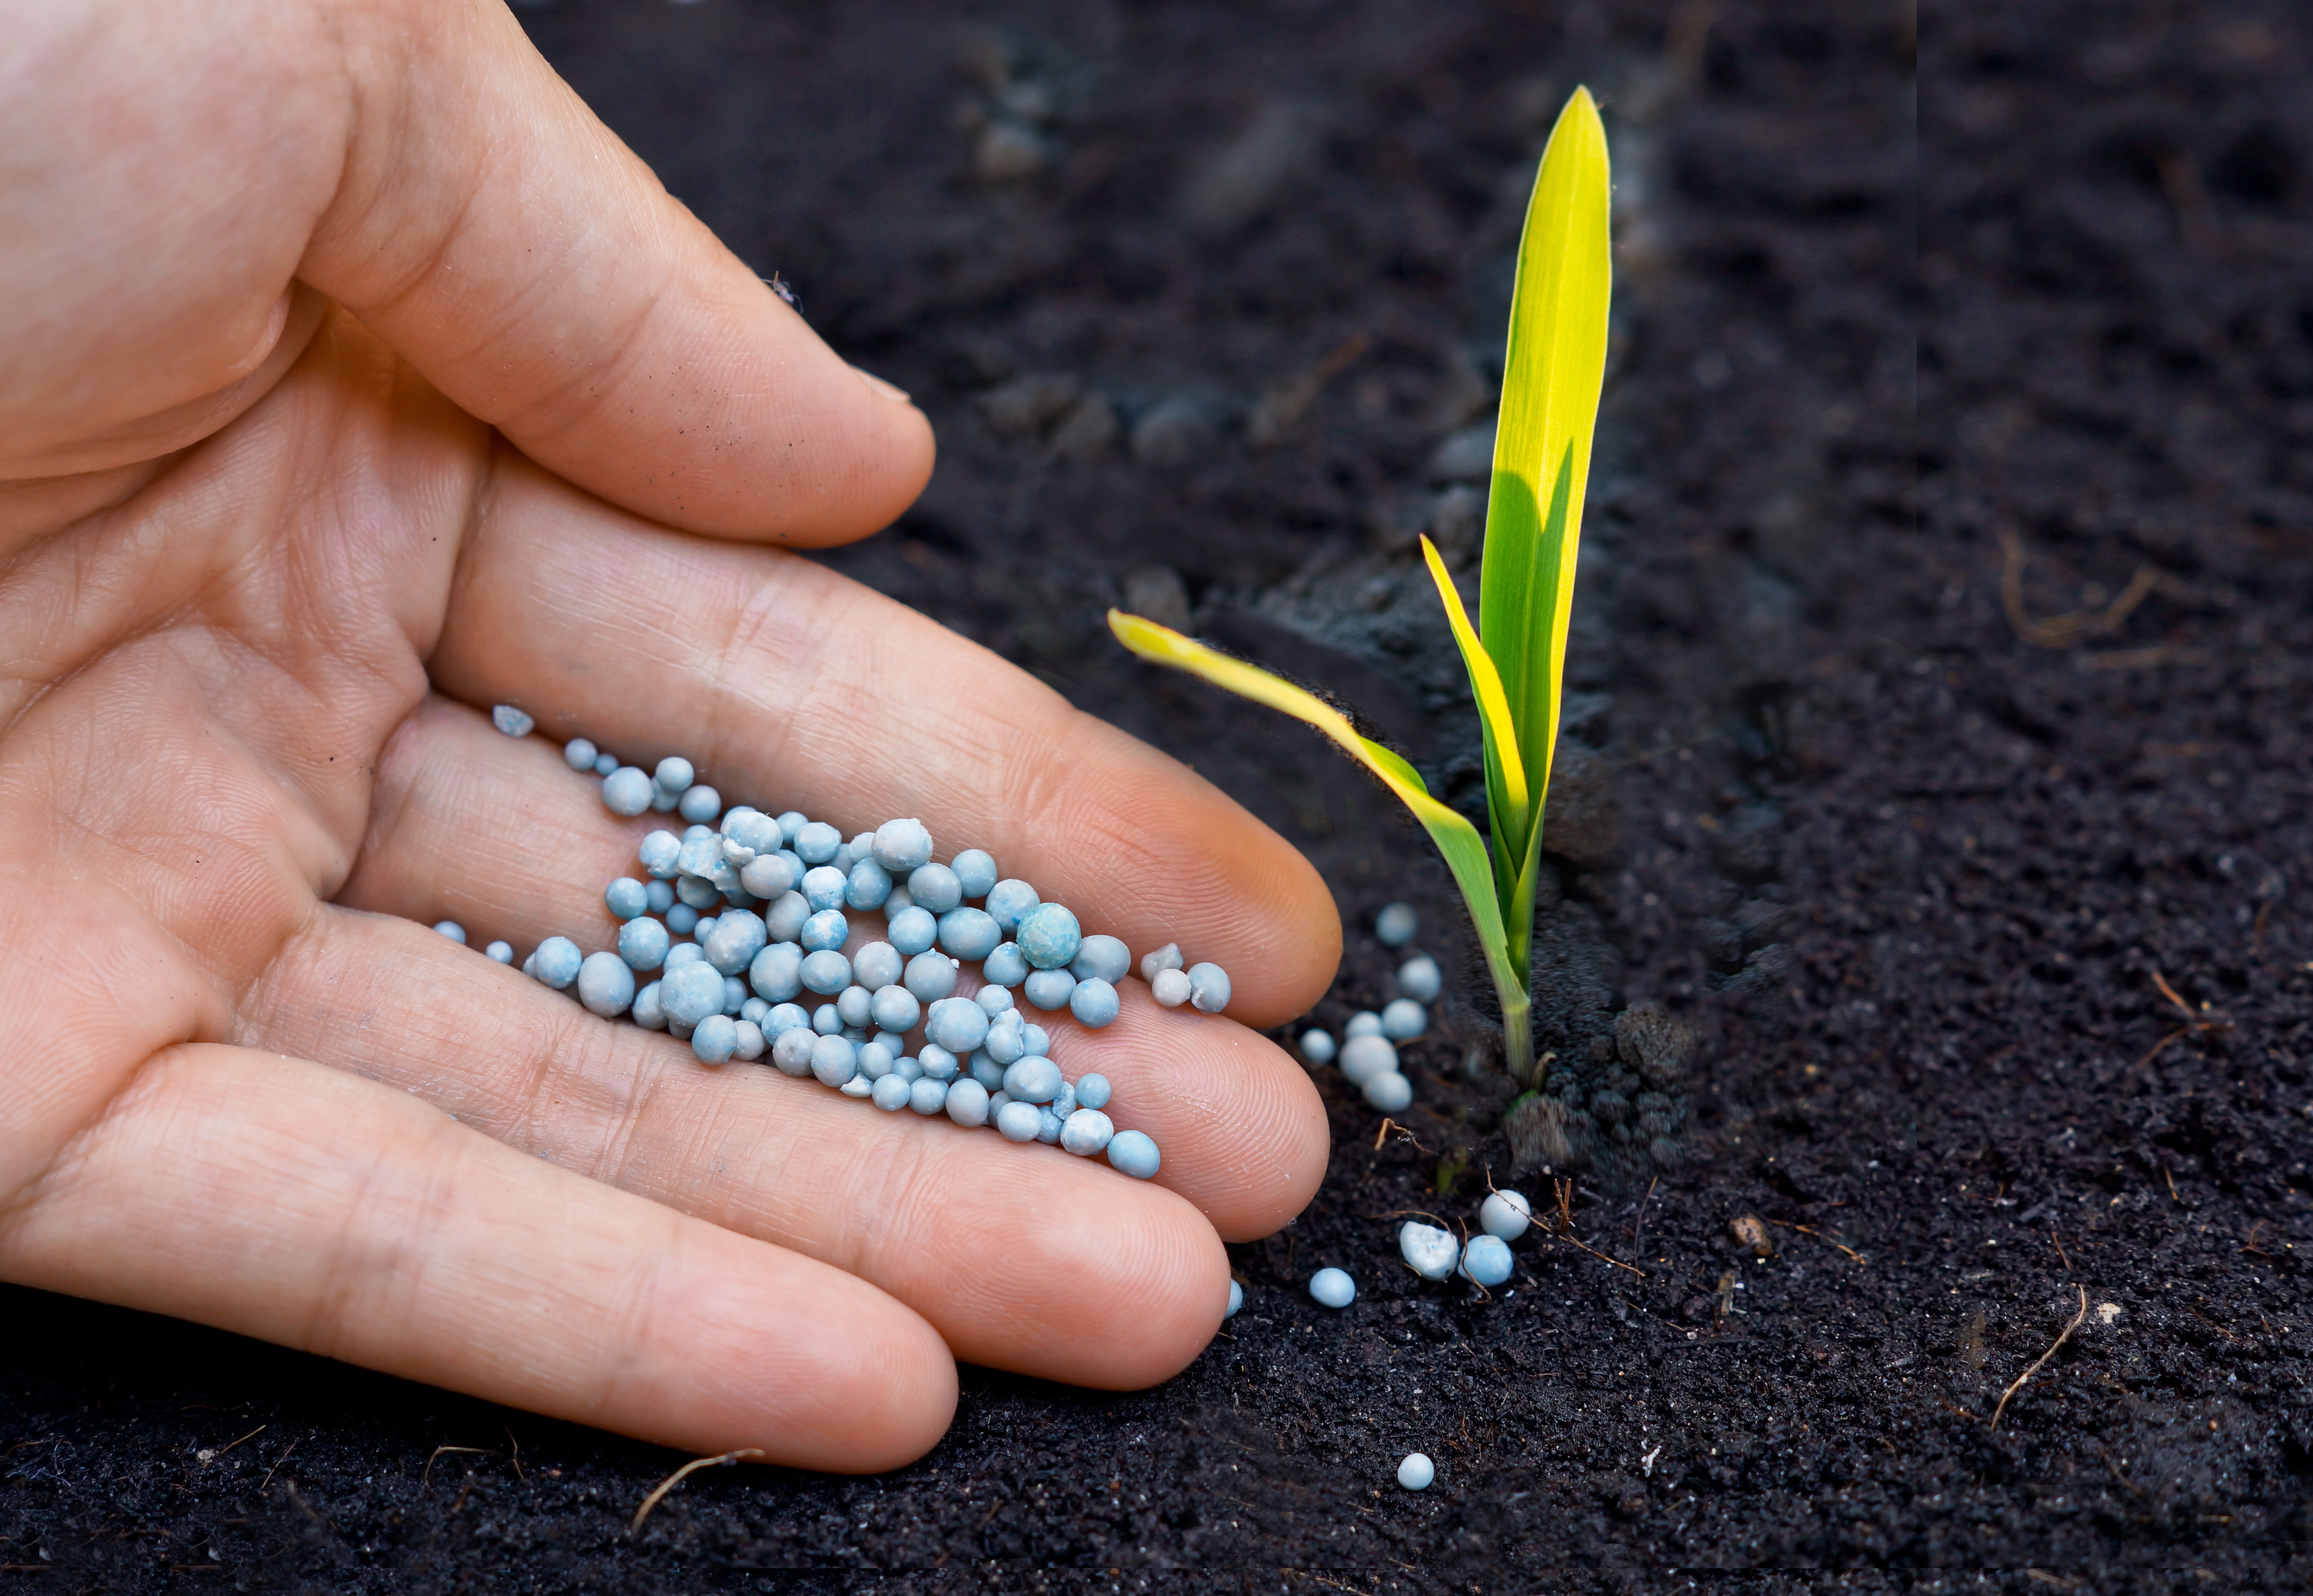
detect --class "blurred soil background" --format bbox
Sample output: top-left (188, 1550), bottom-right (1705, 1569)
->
top-left (5, 0), bottom-right (2311, 1589)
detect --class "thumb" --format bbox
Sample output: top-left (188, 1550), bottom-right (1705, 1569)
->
top-left (302, 0), bottom-right (931, 546)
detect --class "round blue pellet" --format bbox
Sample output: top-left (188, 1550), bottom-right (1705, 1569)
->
top-left (800, 909), bottom-right (850, 952)
top-left (1227, 1281), bottom-right (1243, 1319)
top-left (723, 975), bottom-right (747, 1014)
top-left (1310, 1268), bottom-right (1355, 1308)
top-left (733, 1020), bottom-right (766, 1061)
top-left (750, 942), bottom-right (803, 1002)
top-left (605, 878), bottom-right (650, 920)
top-left (985, 879), bottom-right (1039, 933)
top-left (1459, 1234), bottom-right (1514, 1287)
top-left (951, 848), bottom-right (998, 899)
top-left (703, 909), bottom-right (768, 975)
top-left (678, 784), bottom-right (721, 824)
top-left (564, 738), bottom-right (598, 772)
top-left (810, 1033), bottom-right (858, 1087)
top-left (601, 767), bottom-right (654, 816)
top-left (1187, 962), bottom-right (1232, 1014)
top-left (721, 806), bottom-right (778, 850)
top-left (1073, 1072), bottom-right (1112, 1110)
top-left (882, 885), bottom-right (913, 916)
top-left (645, 879), bottom-right (676, 915)
top-left (1036, 1105), bottom-right (1064, 1144)
top-left (793, 821), bottom-right (841, 865)
top-left (802, 865), bottom-right (847, 913)
top-left (1069, 977), bottom-right (1120, 1028)
top-left (618, 917), bottom-right (670, 971)
top-left (741, 996), bottom-right (769, 1024)
top-left (770, 1027), bottom-right (816, 1075)
top-left (909, 1077), bottom-right (949, 1115)
top-left (924, 996), bottom-right (990, 1055)
top-left (691, 1014), bottom-right (738, 1065)
top-left (1398, 1454), bottom-right (1435, 1491)
top-left (983, 1016), bottom-right (1026, 1065)
top-left (763, 890), bottom-right (808, 944)
top-left (976, 984), bottom-right (1014, 1016)
top-left (969, 1051), bottom-right (1007, 1090)
top-left (872, 985), bottom-right (921, 1032)
top-left (485, 940), bottom-right (514, 964)
top-left (1002, 1056), bottom-right (1061, 1104)
top-left (1381, 998), bottom-right (1427, 1041)
top-left (1050, 1078), bottom-right (1077, 1118)
top-left (659, 961), bottom-right (725, 1026)
top-left (665, 942), bottom-right (705, 970)
top-left (872, 1073), bottom-right (913, 1111)
top-left (800, 949), bottom-right (852, 995)
top-left (852, 942), bottom-right (904, 991)
top-left (1299, 1029), bottom-right (1337, 1065)
top-left (945, 1077), bottom-right (992, 1127)
top-left (740, 854), bottom-right (797, 899)
top-left (592, 751), bottom-right (619, 777)
top-left (982, 942), bottom-right (1029, 986)
top-left (904, 950), bottom-right (958, 1002)
top-left (995, 1100), bottom-right (1044, 1143)
top-left (934, 906), bottom-right (999, 958)
top-left (905, 1048), bottom-right (944, 1082)
top-left (775, 810), bottom-right (808, 843)
top-left (846, 859), bottom-right (893, 910)
top-left (675, 874), bottom-right (721, 910)
top-left (836, 984), bottom-right (874, 1029)
top-left (577, 951), bottom-right (636, 1017)
top-left (638, 831), bottom-right (683, 880)
top-left (1375, 902), bottom-right (1418, 947)
top-left (812, 1005), bottom-right (838, 1038)
top-left (632, 980), bottom-right (665, 1030)
top-left (1106, 1130), bottom-right (1161, 1180)
top-left (1396, 954), bottom-right (1443, 1003)
top-left (856, 1040), bottom-right (895, 1079)
top-left (764, 1001), bottom-right (810, 1036)
top-left (1069, 935), bottom-right (1131, 983)
top-left (653, 756), bottom-right (694, 795)
top-left (872, 818), bottom-right (934, 873)
top-left (886, 905), bottom-right (937, 956)
top-left (529, 937), bottom-right (582, 989)
top-left (491, 704), bottom-right (534, 737)
top-left (1015, 903), bottom-right (1081, 971)
top-left (908, 863), bottom-right (963, 914)
top-left (434, 920), bottom-right (467, 944)
top-left (1023, 968), bottom-right (1076, 1011)
top-left (1023, 1023), bottom-right (1051, 1057)
top-left (1059, 1108), bottom-right (1114, 1155)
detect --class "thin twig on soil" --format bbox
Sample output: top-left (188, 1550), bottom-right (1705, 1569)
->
top-left (423, 1446), bottom-right (493, 1489)
top-left (1545, 1179), bottom-right (1648, 1277)
top-left (2050, 1229), bottom-right (2070, 1270)
top-left (631, 1449), bottom-right (765, 1533)
top-left (1764, 1217), bottom-right (1866, 1263)
top-left (201, 1424), bottom-right (266, 1463)
top-left (1998, 528), bottom-right (2166, 649)
top-left (1631, 1177), bottom-right (1658, 1253)
top-left (258, 1434), bottom-right (306, 1492)
top-left (1990, 1284), bottom-right (2087, 1432)
top-left (1372, 1118), bottom-right (1430, 1154)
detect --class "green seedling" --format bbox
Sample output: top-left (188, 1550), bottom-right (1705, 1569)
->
top-left (1110, 88), bottom-right (1611, 1086)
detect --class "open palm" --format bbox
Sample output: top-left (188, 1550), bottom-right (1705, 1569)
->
top-left (0, 0), bottom-right (1335, 1471)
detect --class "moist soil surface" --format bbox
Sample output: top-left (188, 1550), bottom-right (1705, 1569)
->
top-left (7, 2), bottom-right (2311, 1589)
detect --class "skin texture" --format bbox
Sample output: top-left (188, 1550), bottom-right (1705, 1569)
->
top-left (0, 0), bottom-right (1339, 1472)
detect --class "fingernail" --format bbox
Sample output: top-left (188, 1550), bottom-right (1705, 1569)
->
top-left (852, 366), bottom-right (912, 403)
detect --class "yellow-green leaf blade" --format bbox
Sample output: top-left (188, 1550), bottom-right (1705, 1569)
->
top-left (1108, 609), bottom-right (1523, 1007)
top-left (1479, 85), bottom-right (1612, 834)
top-left (1419, 534), bottom-right (1529, 892)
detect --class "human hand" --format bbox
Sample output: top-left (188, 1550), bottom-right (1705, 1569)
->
top-left (0, 0), bottom-right (1337, 1471)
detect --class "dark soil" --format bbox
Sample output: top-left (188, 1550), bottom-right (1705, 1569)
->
top-left (7, 0), bottom-right (2311, 1589)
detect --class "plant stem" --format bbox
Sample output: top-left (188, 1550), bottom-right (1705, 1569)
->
top-left (1499, 982), bottom-right (1535, 1085)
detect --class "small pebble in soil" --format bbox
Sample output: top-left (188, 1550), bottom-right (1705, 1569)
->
top-left (1299, 1028), bottom-right (1336, 1065)
top-left (1226, 1280), bottom-right (1243, 1319)
top-left (1380, 998), bottom-right (1427, 1041)
top-left (1397, 1453), bottom-right (1434, 1491)
top-left (1396, 954), bottom-right (1441, 1003)
top-left (1186, 962), bottom-right (1231, 1013)
top-left (434, 920), bottom-right (467, 944)
top-left (1459, 1234), bottom-right (1513, 1287)
top-left (1309, 1268), bottom-right (1356, 1309)
top-left (1375, 902), bottom-right (1418, 947)
top-left (1106, 1129), bottom-right (1160, 1179)
top-left (490, 704), bottom-right (534, 738)
top-left (1399, 1221), bottom-right (1459, 1281)
top-left (1151, 967), bottom-right (1192, 1007)
top-left (1480, 1189), bottom-right (1533, 1241)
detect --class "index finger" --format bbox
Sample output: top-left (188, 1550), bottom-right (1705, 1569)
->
top-left (427, 455), bottom-right (1342, 1028)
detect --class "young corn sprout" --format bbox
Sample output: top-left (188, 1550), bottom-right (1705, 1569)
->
top-left (1109, 88), bottom-right (1611, 1086)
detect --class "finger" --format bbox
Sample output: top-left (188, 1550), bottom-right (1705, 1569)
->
top-left (0, 1043), bottom-right (956, 1468)
top-left (425, 456), bottom-right (1344, 1029)
top-left (299, 0), bottom-right (932, 543)
top-left (249, 908), bottom-right (1253, 1387)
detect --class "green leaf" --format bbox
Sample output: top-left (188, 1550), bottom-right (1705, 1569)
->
top-left (1418, 534), bottom-right (1528, 913)
top-left (1107, 609), bottom-right (1529, 1050)
top-left (1480, 87), bottom-right (1612, 860)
